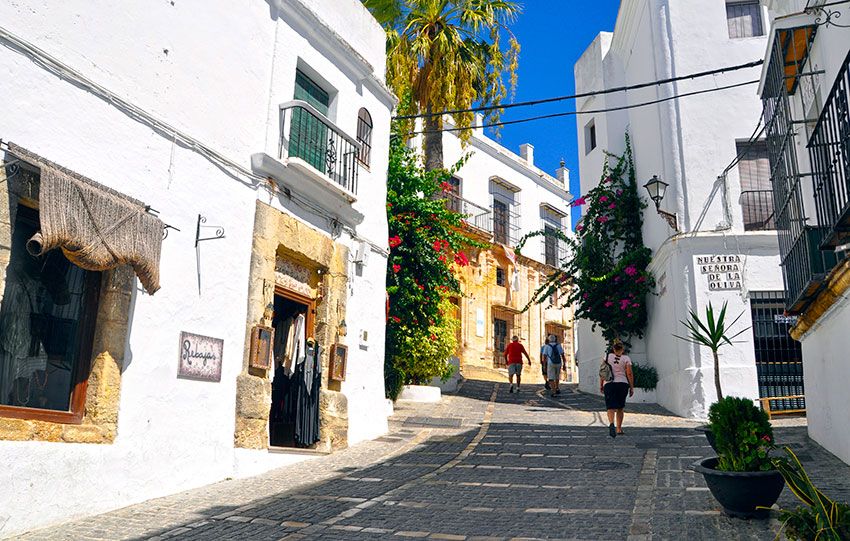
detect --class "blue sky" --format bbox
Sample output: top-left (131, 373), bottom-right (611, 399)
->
top-left (492, 1), bottom-right (621, 228)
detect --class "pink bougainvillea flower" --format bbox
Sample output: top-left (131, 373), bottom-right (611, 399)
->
top-left (604, 301), bottom-right (614, 308)
top-left (583, 292), bottom-right (589, 299)
top-left (599, 195), bottom-right (609, 203)
top-left (596, 216), bottom-right (610, 223)
top-left (604, 176), bottom-right (614, 183)
top-left (624, 265), bottom-right (638, 276)
top-left (392, 264), bottom-right (401, 273)
top-left (616, 189), bottom-right (623, 196)
top-left (388, 235), bottom-right (402, 248)
top-left (608, 203), bottom-right (616, 209)
top-left (620, 299), bottom-right (631, 310)
top-left (635, 276), bottom-right (646, 284)
top-left (576, 224), bottom-right (584, 232)
top-left (571, 197), bottom-right (587, 207)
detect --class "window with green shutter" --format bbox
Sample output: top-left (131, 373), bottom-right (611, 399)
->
top-left (290, 70), bottom-right (330, 173)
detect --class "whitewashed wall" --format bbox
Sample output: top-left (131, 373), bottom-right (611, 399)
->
top-left (0, 0), bottom-right (391, 536)
top-left (574, 0), bottom-right (784, 417)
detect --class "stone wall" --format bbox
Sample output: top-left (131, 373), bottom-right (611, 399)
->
top-left (234, 200), bottom-right (349, 452)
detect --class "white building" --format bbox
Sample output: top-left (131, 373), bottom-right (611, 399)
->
top-left (574, 0), bottom-right (795, 418)
top-left (758, 0), bottom-right (850, 465)
top-left (0, 0), bottom-right (394, 536)
top-left (427, 124), bottom-right (577, 382)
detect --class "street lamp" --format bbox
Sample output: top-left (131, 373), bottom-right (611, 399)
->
top-left (643, 175), bottom-right (678, 231)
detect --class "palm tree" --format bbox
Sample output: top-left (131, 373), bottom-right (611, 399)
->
top-left (673, 301), bottom-right (749, 401)
top-left (364, 0), bottom-right (521, 170)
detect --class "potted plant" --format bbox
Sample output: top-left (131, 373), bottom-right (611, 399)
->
top-left (674, 301), bottom-right (748, 449)
top-left (692, 396), bottom-right (785, 518)
top-left (773, 447), bottom-right (850, 540)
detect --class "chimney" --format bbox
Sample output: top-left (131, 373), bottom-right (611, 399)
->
top-left (556, 158), bottom-right (569, 186)
top-left (519, 143), bottom-right (534, 166)
top-left (474, 113), bottom-right (485, 136)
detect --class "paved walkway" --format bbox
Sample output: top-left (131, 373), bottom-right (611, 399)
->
top-left (11, 381), bottom-right (850, 540)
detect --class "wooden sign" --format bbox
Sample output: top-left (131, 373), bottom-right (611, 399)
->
top-left (249, 325), bottom-right (274, 370)
top-left (178, 331), bottom-right (224, 382)
top-left (329, 343), bottom-right (348, 381)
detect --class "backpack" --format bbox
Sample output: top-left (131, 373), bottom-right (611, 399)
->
top-left (545, 343), bottom-right (562, 363)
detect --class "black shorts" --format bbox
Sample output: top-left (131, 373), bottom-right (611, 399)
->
top-left (604, 382), bottom-right (630, 410)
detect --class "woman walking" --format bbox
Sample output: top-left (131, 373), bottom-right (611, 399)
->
top-left (599, 340), bottom-right (634, 438)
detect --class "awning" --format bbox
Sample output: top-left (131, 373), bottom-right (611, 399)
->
top-left (776, 25), bottom-right (817, 95)
top-left (7, 143), bottom-right (164, 294)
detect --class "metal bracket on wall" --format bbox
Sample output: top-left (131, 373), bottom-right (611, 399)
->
top-left (806, 3), bottom-right (850, 28)
top-left (195, 214), bottom-right (226, 295)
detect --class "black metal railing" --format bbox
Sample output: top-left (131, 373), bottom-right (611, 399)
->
top-left (808, 50), bottom-right (850, 249)
top-left (762, 37), bottom-right (839, 313)
top-left (442, 193), bottom-right (491, 231)
top-left (740, 190), bottom-right (776, 231)
top-left (280, 100), bottom-right (360, 194)
top-left (488, 202), bottom-right (521, 246)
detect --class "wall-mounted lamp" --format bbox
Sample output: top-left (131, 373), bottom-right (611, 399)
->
top-left (643, 175), bottom-right (679, 231)
top-left (338, 319), bottom-right (348, 338)
top-left (263, 302), bottom-right (275, 324)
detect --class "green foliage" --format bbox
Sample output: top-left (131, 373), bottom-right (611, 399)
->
top-left (518, 136), bottom-right (655, 347)
top-left (673, 301), bottom-right (749, 400)
top-left (384, 133), bottom-right (483, 399)
top-left (773, 447), bottom-right (850, 541)
top-left (364, 0), bottom-right (522, 139)
top-left (631, 363), bottom-right (658, 391)
top-left (707, 397), bottom-right (774, 472)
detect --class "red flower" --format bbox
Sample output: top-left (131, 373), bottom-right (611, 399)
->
top-left (624, 265), bottom-right (638, 276)
top-left (454, 252), bottom-right (469, 267)
top-left (762, 434), bottom-right (772, 442)
top-left (392, 264), bottom-right (401, 273)
top-left (440, 181), bottom-right (453, 192)
top-left (430, 333), bottom-right (437, 341)
top-left (597, 216), bottom-right (610, 223)
top-left (389, 235), bottom-right (402, 248)
top-left (600, 196), bottom-right (609, 203)
top-left (571, 197), bottom-right (586, 207)
top-left (433, 240), bottom-right (442, 251)
top-left (391, 316), bottom-right (401, 323)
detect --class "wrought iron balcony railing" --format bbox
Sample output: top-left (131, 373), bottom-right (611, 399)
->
top-left (487, 203), bottom-right (521, 247)
top-left (740, 190), bottom-right (776, 231)
top-left (442, 192), bottom-right (491, 231)
top-left (808, 50), bottom-right (850, 250)
top-left (279, 100), bottom-right (360, 194)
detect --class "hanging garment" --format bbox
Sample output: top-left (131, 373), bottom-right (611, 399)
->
top-left (294, 341), bottom-right (322, 447)
top-left (287, 314), bottom-right (305, 372)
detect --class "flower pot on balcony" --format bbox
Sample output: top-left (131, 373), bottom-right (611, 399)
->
top-left (691, 457), bottom-right (785, 518)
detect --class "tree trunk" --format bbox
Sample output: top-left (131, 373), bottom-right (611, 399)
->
top-left (423, 105), bottom-right (444, 171)
top-left (713, 349), bottom-right (724, 401)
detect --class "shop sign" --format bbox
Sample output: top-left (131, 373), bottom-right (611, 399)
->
top-left (178, 331), bottom-right (223, 382)
top-left (696, 255), bottom-right (743, 291)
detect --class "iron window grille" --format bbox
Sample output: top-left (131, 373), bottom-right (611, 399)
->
top-left (808, 50), bottom-right (850, 250)
top-left (356, 108), bottom-right (373, 168)
top-left (488, 179), bottom-right (521, 247)
top-left (762, 35), bottom-right (839, 314)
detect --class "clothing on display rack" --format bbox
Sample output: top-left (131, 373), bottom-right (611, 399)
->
top-left (294, 340), bottom-right (322, 447)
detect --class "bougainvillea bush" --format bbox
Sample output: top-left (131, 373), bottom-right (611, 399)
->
top-left (519, 136), bottom-right (655, 346)
top-left (385, 133), bottom-right (483, 399)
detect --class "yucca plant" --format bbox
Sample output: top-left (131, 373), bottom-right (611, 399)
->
top-left (773, 447), bottom-right (850, 540)
top-left (673, 301), bottom-right (748, 400)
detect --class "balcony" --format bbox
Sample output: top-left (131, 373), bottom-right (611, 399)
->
top-left (487, 202), bottom-right (521, 247)
top-left (442, 193), bottom-right (491, 232)
top-left (251, 100), bottom-right (363, 227)
top-left (739, 190), bottom-right (776, 231)
top-left (808, 50), bottom-right (850, 249)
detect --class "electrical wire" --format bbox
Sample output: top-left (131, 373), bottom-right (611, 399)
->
top-left (409, 79), bottom-right (760, 135)
top-left (0, 24), bottom-right (389, 256)
top-left (394, 59), bottom-right (765, 120)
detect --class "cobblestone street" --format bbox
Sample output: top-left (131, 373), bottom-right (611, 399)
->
top-left (13, 380), bottom-right (850, 541)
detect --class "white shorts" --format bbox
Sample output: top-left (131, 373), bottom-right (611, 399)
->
top-left (508, 363), bottom-right (523, 376)
top-left (547, 362), bottom-right (562, 381)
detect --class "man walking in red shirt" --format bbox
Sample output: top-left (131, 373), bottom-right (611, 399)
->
top-left (504, 335), bottom-right (531, 393)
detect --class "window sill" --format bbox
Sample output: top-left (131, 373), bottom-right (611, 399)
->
top-left (251, 153), bottom-right (364, 228)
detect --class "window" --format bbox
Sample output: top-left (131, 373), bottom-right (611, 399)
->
top-left (443, 176), bottom-right (462, 213)
top-left (584, 119), bottom-right (597, 154)
top-left (544, 225), bottom-right (558, 267)
top-left (0, 205), bottom-right (101, 422)
top-left (356, 108), bottom-right (372, 167)
top-left (726, 1), bottom-right (764, 38)
top-left (290, 70), bottom-right (331, 172)
top-left (496, 267), bottom-right (506, 287)
top-left (489, 179), bottom-right (520, 246)
top-left (737, 141), bottom-right (775, 231)
top-left (493, 317), bottom-right (508, 368)
top-left (492, 199), bottom-right (509, 245)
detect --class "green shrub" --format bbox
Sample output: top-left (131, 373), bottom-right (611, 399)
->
top-left (631, 363), bottom-right (658, 391)
top-left (707, 396), bottom-right (773, 472)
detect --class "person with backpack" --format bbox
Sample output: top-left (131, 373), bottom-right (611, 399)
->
top-left (543, 334), bottom-right (565, 397)
top-left (599, 340), bottom-right (634, 438)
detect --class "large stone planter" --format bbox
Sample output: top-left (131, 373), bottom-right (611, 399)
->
top-left (692, 457), bottom-right (785, 518)
top-left (397, 385), bottom-right (441, 403)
